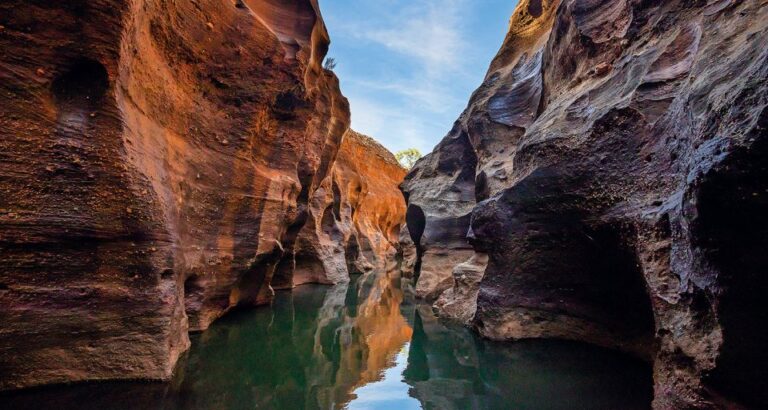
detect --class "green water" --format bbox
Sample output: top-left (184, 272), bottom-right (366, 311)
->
top-left (2, 269), bottom-right (652, 409)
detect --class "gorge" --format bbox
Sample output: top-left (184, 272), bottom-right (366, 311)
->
top-left (402, 0), bottom-right (768, 408)
top-left (1, 0), bottom-right (767, 409)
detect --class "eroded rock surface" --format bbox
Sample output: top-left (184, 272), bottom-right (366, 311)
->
top-left (400, 124), bottom-right (477, 301)
top-left (403, 0), bottom-right (768, 408)
top-left (433, 252), bottom-right (488, 324)
top-left (273, 130), bottom-right (407, 288)
top-left (0, 0), bottom-right (403, 391)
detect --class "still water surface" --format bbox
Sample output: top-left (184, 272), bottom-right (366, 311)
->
top-left (3, 269), bottom-right (652, 409)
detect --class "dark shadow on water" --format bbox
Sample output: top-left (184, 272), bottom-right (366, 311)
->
top-left (1, 269), bottom-right (652, 410)
top-left (404, 306), bottom-right (652, 410)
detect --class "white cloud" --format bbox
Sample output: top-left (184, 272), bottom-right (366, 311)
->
top-left (345, 92), bottom-right (443, 154)
top-left (331, 0), bottom-right (472, 109)
top-left (363, 0), bottom-right (469, 75)
top-left (325, 0), bottom-right (478, 154)
top-left (344, 78), bottom-right (464, 114)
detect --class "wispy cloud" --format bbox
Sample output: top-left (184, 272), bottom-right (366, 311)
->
top-left (323, 0), bottom-right (512, 153)
top-left (345, 92), bottom-right (440, 154)
top-left (330, 0), bottom-right (472, 115)
top-left (344, 78), bottom-right (464, 114)
top-left (362, 0), bottom-right (469, 76)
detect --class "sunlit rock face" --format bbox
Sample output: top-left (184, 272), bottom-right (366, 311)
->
top-left (434, 252), bottom-right (488, 324)
top-left (398, 225), bottom-right (418, 279)
top-left (242, 0), bottom-right (319, 60)
top-left (273, 130), bottom-right (407, 288)
top-left (403, 0), bottom-right (768, 407)
top-left (0, 0), bottom-right (373, 390)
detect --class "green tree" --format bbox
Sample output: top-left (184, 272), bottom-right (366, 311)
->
top-left (395, 148), bottom-right (422, 170)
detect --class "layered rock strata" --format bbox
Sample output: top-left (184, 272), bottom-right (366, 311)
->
top-left (272, 130), bottom-right (407, 288)
top-left (402, 0), bottom-right (768, 408)
top-left (0, 0), bottom-right (403, 391)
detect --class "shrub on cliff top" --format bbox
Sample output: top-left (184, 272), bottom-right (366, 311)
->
top-left (395, 148), bottom-right (422, 170)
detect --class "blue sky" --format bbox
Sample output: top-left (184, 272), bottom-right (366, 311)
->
top-left (322, 0), bottom-right (520, 154)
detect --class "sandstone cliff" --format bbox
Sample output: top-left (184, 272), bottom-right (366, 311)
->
top-left (273, 129), bottom-right (407, 288)
top-left (402, 0), bottom-right (768, 408)
top-left (0, 0), bottom-right (403, 391)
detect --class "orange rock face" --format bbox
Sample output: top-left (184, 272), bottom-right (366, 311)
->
top-left (0, 0), bottom-right (403, 391)
top-left (332, 131), bottom-right (407, 272)
top-left (274, 130), bottom-right (407, 288)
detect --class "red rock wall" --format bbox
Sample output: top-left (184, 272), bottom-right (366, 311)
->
top-left (0, 0), bottom-right (404, 391)
top-left (274, 130), bottom-right (407, 288)
top-left (333, 131), bottom-right (407, 273)
top-left (403, 0), bottom-right (768, 408)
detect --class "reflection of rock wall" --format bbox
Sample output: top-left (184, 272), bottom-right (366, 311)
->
top-left (0, 0), bottom-right (402, 391)
top-left (276, 130), bottom-right (407, 288)
top-left (0, 269), bottom-right (414, 410)
top-left (308, 269), bottom-right (412, 409)
top-left (404, 305), bottom-right (652, 410)
top-left (403, 0), bottom-right (768, 407)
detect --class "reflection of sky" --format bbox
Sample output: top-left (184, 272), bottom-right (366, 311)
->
top-left (346, 344), bottom-right (422, 410)
top-left (322, 0), bottom-right (520, 154)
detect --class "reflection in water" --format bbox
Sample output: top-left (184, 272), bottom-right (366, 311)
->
top-left (402, 303), bottom-right (652, 410)
top-left (348, 344), bottom-right (421, 410)
top-left (2, 267), bottom-right (652, 410)
top-left (306, 269), bottom-right (413, 408)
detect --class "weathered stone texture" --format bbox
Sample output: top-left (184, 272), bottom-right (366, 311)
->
top-left (273, 130), bottom-right (407, 288)
top-left (0, 0), bottom-right (404, 391)
top-left (403, 0), bottom-right (768, 407)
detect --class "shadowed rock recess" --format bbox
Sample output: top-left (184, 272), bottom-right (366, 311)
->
top-left (0, 0), bottom-right (404, 390)
top-left (402, 0), bottom-right (768, 408)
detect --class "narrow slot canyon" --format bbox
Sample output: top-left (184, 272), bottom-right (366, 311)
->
top-left (1, 0), bottom-right (767, 409)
